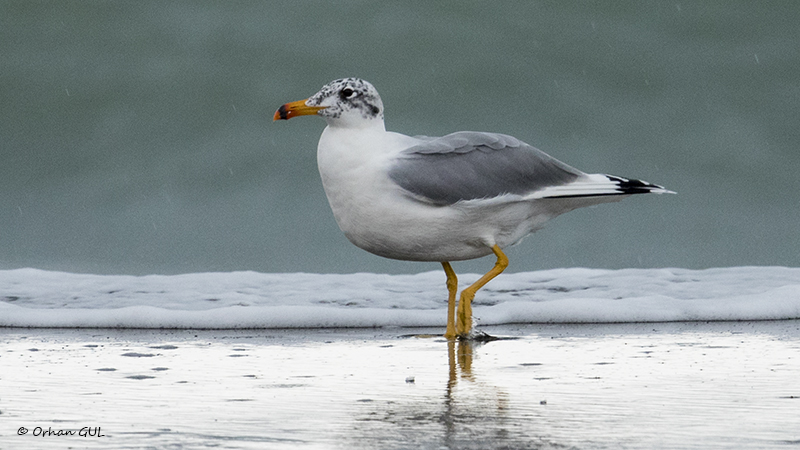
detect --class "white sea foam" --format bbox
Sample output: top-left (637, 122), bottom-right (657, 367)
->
top-left (1, 267), bottom-right (799, 328)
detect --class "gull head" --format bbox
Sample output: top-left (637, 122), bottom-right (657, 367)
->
top-left (274, 78), bottom-right (384, 128)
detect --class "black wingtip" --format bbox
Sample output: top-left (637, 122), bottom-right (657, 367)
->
top-left (607, 175), bottom-right (673, 194)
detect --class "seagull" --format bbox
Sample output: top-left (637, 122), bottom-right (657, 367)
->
top-left (274, 78), bottom-right (672, 339)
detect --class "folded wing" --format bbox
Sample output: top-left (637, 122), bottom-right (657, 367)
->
top-left (388, 131), bottom-right (670, 206)
top-left (389, 131), bottom-right (584, 205)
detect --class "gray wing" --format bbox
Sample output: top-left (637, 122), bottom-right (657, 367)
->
top-left (388, 131), bottom-right (583, 205)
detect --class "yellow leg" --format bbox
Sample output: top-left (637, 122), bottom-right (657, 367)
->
top-left (455, 245), bottom-right (509, 338)
top-left (442, 262), bottom-right (458, 339)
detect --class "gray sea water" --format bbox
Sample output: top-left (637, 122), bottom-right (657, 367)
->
top-left (2, 1), bottom-right (799, 275)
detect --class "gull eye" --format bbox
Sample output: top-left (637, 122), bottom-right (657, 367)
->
top-left (340, 87), bottom-right (355, 99)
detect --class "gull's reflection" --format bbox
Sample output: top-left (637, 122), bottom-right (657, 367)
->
top-left (349, 337), bottom-right (542, 449)
top-left (442, 338), bottom-right (512, 448)
top-left (447, 338), bottom-right (474, 390)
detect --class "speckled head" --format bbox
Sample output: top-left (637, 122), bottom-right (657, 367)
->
top-left (308, 78), bottom-right (384, 125)
top-left (274, 78), bottom-right (384, 128)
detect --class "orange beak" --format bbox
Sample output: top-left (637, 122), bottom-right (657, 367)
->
top-left (273, 98), bottom-right (326, 121)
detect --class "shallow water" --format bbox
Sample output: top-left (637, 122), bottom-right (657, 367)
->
top-left (2, 322), bottom-right (799, 449)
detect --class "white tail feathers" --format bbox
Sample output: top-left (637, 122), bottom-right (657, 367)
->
top-left (532, 174), bottom-right (674, 199)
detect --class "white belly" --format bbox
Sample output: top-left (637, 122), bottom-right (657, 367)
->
top-left (318, 155), bottom-right (549, 261)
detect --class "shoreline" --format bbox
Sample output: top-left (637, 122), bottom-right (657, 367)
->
top-left (3, 321), bottom-right (799, 449)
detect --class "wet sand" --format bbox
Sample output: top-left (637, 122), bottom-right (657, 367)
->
top-left (2, 321), bottom-right (799, 449)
